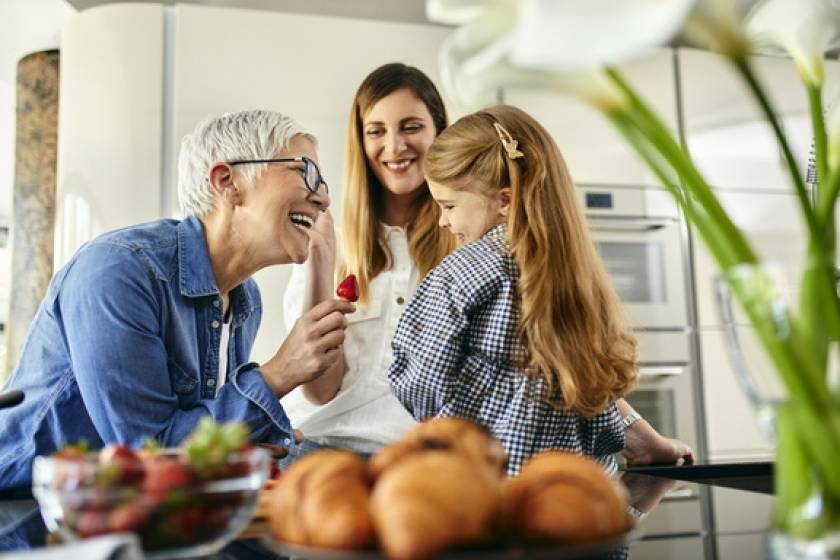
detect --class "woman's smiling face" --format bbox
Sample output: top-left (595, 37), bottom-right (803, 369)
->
top-left (362, 88), bottom-right (437, 198)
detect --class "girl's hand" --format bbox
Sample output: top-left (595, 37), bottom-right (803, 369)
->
top-left (622, 420), bottom-right (695, 466)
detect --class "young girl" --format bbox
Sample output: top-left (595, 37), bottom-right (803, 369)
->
top-left (387, 105), bottom-right (643, 475)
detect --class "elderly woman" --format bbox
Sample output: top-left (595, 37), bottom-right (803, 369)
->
top-left (0, 110), bottom-right (354, 489)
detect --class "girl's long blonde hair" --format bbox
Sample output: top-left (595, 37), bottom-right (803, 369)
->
top-left (342, 63), bottom-right (456, 303)
top-left (424, 105), bottom-right (638, 417)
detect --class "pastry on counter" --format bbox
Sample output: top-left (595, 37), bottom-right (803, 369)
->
top-left (369, 416), bottom-right (507, 478)
top-left (370, 450), bottom-right (502, 559)
top-left (268, 449), bottom-right (375, 549)
top-left (502, 450), bottom-right (629, 543)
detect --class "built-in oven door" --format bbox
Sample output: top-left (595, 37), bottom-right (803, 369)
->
top-left (625, 365), bottom-right (699, 499)
top-left (589, 216), bottom-right (688, 329)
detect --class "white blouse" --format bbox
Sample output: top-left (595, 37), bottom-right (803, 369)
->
top-left (280, 224), bottom-right (420, 453)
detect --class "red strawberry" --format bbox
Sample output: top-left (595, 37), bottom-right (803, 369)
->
top-left (99, 444), bottom-right (145, 484)
top-left (142, 457), bottom-right (193, 499)
top-left (108, 503), bottom-right (150, 532)
top-left (336, 274), bottom-right (359, 302)
top-left (75, 510), bottom-right (110, 538)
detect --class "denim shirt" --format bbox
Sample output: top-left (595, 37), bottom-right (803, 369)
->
top-left (0, 216), bottom-right (295, 489)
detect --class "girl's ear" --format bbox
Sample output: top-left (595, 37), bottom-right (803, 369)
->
top-left (208, 163), bottom-right (243, 207)
top-left (498, 187), bottom-right (512, 217)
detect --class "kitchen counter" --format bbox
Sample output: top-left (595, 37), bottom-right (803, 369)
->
top-left (624, 459), bottom-right (774, 494)
top-left (0, 460), bottom-right (776, 559)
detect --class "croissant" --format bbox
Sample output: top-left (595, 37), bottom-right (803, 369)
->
top-left (370, 416), bottom-right (507, 478)
top-left (370, 451), bottom-right (502, 560)
top-left (268, 449), bottom-right (375, 549)
top-left (502, 451), bottom-right (629, 543)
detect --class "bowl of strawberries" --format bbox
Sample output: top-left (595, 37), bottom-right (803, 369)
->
top-left (31, 419), bottom-right (270, 559)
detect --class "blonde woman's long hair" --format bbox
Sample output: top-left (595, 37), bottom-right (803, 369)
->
top-left (424, 105), bottom-right (638, 417)
top-left (342, 63), bottom-right (456, 303)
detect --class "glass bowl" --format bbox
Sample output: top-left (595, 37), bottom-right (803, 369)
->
top-left (31, 445), bottom-right (269, 559)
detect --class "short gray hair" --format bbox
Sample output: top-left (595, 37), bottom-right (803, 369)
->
top-left (177, 110), bottom-right (316, 217)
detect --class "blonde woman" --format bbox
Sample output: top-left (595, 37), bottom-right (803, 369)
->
top-left (387, 105), bottom-right (693, 474)
top-left (280, 64), bottom-right (456, 462)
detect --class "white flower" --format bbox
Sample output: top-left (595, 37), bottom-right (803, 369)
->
top-left (428, 0), bottom-right (518, 108)
top-left (745, 0), bottom-right (840, 87)
top-left (428, 0), bottom-right (684, 109)
top-left (508, 0), bottom-right (695, 71)
top-left (681, 0), bottom-right (750, 56)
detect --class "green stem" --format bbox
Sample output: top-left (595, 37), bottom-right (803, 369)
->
top-left (817, 167), bottom-right (840, 239)
top-left (730, 56), bottom-right (820, 244)
top-left (606, 110), bottom-right (742, 270)
top-left (732, 57), bottom-right (840, 356)
top-left (774, 403), bottom-right (813, 532)
top-left (602, 67), bottom-right (840, 515)
top-left (605, 67), bottom-right (757, 268)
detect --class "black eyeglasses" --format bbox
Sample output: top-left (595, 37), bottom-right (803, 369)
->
top-left (228, 156), bottom-right (329, 195)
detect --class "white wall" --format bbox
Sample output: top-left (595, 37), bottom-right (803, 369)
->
top-left (0, 0), bottom-right (74, 357)
top-left (55, 3), bottom-right (164, 266)
top-left (0, 0), bottom-right (75, 219)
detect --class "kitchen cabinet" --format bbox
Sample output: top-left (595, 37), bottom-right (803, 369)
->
top-left (691, 190), bottom-right (806, 329)
top-left (678, 48), bottom-right (840, 192)
top-left (716, 533), bottom-right (769, 560)
top-left (630, 535), bottom-right (706, 560)
top-left (712, 487), bottom-right (774, 560)
top-left (693, 190), bottom-right (799, 459)
top-left (503, 49), bottom-right (678, 187)
top-left (681, 51), bottom-right (840, 460)
top-left (699, 328), bottom-right (776, 460)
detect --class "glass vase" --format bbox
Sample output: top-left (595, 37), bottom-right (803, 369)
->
top-left (714, 263), bottom-right (840, 559)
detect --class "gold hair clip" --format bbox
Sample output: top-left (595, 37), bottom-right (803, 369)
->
top-left (493, 122), bottom-right (524, 160)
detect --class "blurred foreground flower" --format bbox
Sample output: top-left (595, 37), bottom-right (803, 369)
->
top-left (429, 0), bottom-right (840, 548)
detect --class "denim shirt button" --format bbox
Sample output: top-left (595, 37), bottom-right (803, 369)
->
top-left (212, 299), bottom-right (221, 308)
top-left (207, 378), bottom-right (216, 387)
top-left (283, 438), bottom-right (291, 445)
top-left (211, 320), bottom-right (221, 329)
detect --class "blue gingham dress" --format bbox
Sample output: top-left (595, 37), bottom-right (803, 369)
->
top-left (387, 224), bottom-right (625, 475)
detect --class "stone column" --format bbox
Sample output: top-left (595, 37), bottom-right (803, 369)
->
top-left (3, 50), bottom-right (59, 378)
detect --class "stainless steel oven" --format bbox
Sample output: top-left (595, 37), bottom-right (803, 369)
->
top-left (579, 185), bottom-right (701, 508)
top-left (579, 185), bottom-right (687, 330)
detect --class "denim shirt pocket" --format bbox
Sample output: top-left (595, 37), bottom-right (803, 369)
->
top-left (167, 357), bottom-right (199, 396)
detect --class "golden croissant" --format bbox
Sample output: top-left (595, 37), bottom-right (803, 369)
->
top-left (371, 451), bottom-right (502, 560)
top-left (370, 416), bottom-right (507, 478)
top-left (268, 449), bottom-right (375, 549)
top-left (502, 451), bottom-right (629, 543)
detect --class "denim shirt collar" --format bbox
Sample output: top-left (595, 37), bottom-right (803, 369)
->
top-left (177, 216), bottom-right (257, 322)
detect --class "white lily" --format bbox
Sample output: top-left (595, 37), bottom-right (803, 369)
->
top-left (681, 0), bottom-right (750, 56)
top-left (428, 0), bottom-right (518, 108)
top-left (426, 0), bottom-right (510, 25)
top-left (429, 0), bottom-right (675, 110)
top-left (745, 0), bottom-right (840, 87)
top-left (508, 0), bottom-right (695, 71)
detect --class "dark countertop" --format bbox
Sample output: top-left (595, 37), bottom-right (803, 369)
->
top-left (0, 460), bottom-right (776, 559)
top-left (624, 458), bottom-right (774, 494)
